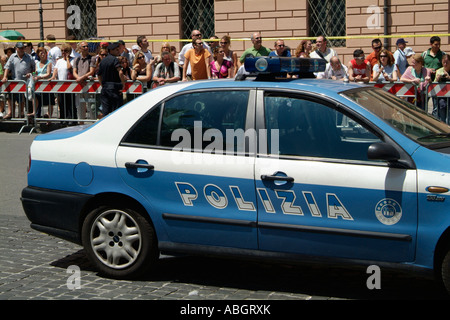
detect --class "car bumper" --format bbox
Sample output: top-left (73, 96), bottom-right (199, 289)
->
top-left (21, 186), bottom-right (94, 245)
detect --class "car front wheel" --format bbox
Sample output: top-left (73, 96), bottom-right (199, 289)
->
top-left (82, 205), bottom-right (158, 279)
top-left (442, 247), bottom-right (450, 294)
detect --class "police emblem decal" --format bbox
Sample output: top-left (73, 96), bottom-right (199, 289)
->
top-left (375, 199), bottom-right (402, 225)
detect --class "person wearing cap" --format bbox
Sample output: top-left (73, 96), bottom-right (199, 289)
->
top-left (1, 42), bottom-right (36, 119)
top-left (97, 42), bottom-right (126, 116)
top-left (393, 38), bottom-right (409, 75)
top-left (131, 45), bottom-right (140, 55)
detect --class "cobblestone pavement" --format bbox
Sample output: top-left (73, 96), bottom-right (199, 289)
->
top-left (0, 214), bottom-right (448, 302)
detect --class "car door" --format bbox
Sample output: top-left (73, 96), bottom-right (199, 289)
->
top-left (255, 90), bottom-right (418, 262)
top-left (116, 89), bottom-right (259, 249)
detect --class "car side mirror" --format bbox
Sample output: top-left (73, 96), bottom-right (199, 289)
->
top-left (367, 142), bottom-right (400, 162)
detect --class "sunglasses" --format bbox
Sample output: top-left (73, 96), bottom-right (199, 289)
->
top-left (195, 42), bottom-right (203, 46)
top-left (380, 55), bottom-right (388, 58)
top-left (220, 41), bottom-right (228, 45)
top-left (193, 33), bottom-right (202, 37)
top-left (373, 46), bottom-right (382, 50)
top-left (137, 56), bottom-right (145, 59)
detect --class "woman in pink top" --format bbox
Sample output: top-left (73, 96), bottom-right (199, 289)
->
top-left (400, 53), bottom-right (431, 109)
top-left (400, 53), bottom-right (431, 91)
top-left (210, 47), bottom-right (233, 79)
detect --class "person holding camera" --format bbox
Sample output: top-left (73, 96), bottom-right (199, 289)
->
top-left (434, 54), bottom-right (450, 123)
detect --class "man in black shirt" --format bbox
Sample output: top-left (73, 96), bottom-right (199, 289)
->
top-left (98, 42), bottom-right (126, 116)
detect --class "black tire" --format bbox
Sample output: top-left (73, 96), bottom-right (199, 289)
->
top-left (81, 205), bottom-right (158, 279)
top-left (442, 248), bottom-right (450, 294)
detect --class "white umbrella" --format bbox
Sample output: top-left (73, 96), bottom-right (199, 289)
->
top-left (0, 35), bottom-right (14, 51)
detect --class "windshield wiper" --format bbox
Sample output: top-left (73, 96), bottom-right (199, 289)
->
top-left (417, 133), bottom-right (450, 141)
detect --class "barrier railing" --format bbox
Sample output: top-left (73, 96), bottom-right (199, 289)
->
top-left (0, 79), bottom-right (145, 134)
top-left (1, 78), bottom-right (449, 133)
top-left (426, 83), bottom-right (450, 124)
top-left (371, 82), bottom-right (418, 100)
top-left (0, 80), bottom-right (31, 133)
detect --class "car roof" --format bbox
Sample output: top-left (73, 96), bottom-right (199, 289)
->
top-left (175, 77), bottom-right (366, 97)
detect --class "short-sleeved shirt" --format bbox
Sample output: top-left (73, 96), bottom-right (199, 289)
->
top-left (4, 53), bottom-right (36, 80)
top-left (184, 48), bottom-right (211, 80)
top-left (54, 57), bottom-right (74, 80)
top-left (393, 49), bottom-right (407, 75)
top-left (372, 63), bottom-right (399, 82)
top-left (98, 54), bottom-right (121, 84)
top-left (309, 48), bottom-right (338, 63)
top-left (422, 49), bottom-right (446, 70)
top-left (239, 46), bottom-right (271, 63)
top-left (269, 50), bottom-right (292, 57)
top-left (73, 54), bottom-right (95, 76)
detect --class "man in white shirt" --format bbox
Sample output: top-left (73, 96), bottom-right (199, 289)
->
top-left (310, 35), bottom-right (338, 63)
top-left (393, 38), bottom-right (408, 75)
top-left (178, 30), bottom-right (212, 79)
top-left (317, 56), bottom-right (348, 81)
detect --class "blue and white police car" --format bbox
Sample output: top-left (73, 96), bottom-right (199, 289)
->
top-left (22, 57), bottom-right (450, 293)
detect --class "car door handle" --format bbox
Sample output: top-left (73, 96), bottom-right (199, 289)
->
top-left (125, 162), bottom-right (155, 170)
top-left (261, 174), bottom-right (294, 183)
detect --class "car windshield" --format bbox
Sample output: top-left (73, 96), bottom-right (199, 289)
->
top-left (343, 88), bottom-right (450, 147)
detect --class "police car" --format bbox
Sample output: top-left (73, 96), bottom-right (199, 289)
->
top-left (22, 57), bottom-right (450, 293)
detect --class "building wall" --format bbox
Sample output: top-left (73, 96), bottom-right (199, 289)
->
top-left (0, 0), bottom-right (448, 65)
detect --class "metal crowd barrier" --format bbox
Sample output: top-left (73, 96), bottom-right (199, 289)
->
top-left (0, 80), bottom-right (31, 134)
top-left (371, 82), bottom-right (418, 102)
top-left (0, 79), bottom-right (145, 134)
top-left (373, 81), bottom-right (450, 124)
top-left (426, 83), bottom-right (450, 124)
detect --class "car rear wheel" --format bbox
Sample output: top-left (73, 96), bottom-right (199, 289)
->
top-left (82, 205), bottom-right (158, 279)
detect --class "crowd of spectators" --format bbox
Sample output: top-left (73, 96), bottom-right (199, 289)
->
top-left (0, 31), bottom-right (448, 123)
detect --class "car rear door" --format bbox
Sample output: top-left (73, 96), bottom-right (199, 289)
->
top-left (116, 89), bottom-right (259, 249)
top-left (255, 90), bottom-right (418, 262)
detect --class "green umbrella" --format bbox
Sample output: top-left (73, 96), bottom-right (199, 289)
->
top-left (0, 30), bottom-right (25, 40)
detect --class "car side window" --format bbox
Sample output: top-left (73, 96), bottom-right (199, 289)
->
top-left (122, 104), bottom-right (162, 146)
top-left (264, 94), bottom-right (382, 161)
top-left (160, 91), bottom-right (249, 152)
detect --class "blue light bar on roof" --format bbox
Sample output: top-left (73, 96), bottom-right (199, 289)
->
top-left (244, 57), bottom-right (326, 74)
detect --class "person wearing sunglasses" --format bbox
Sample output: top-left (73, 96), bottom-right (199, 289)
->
top-left (366, 38), bottom-right (393, 81)
top-left (347, 49), bottom-right (370, 83)
top-left (182, 39), bottom-right (211, 81)
top-left (131, 51), bottom-right (153, 88)
top-left (372, 49), bottom-right (399, 83)
top-left (239, 32), bottom-right (271, 66)
top-left (179, 30), bottom-right (212, 79)
top-left (220, 35), bottom-right (238, 76)
top-left (50, 43), bottom-right (76, 121)
top-left (73, 41), bottom-right (96, 121)
top-left (97, 42), bottom-right (127, 117)
top-left (270, 39), bottom-right (291, 58)
top-left (210, 47), bottom-right (233, 79)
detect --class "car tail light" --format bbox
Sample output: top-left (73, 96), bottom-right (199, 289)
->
top-left (27, 153), bottom-right (31, 173)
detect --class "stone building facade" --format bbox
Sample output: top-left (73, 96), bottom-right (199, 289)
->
top-left (0, 0), bottom-right (448, 64)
